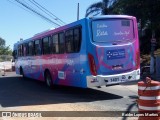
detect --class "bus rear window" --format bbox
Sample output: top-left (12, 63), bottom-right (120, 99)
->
top-left (92, 19), bottom-right (134, 42)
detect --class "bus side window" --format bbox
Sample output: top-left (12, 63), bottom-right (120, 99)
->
top-left (29, 41), bottom-right (34, 56)
top-left (65, 29), bottom-right (74, 53)
top-left (18, 45), bottom-right (21, 57)
top-left (23, 43), bottom-right (27, 56)
top-left (18, 45), bottom-right (23, 57)
top-left (73, 27), bottom-right (81, 52)
top-left (21, 44), bottom-right (24, 56)
top-left (34, 39), bottom-right (41, 55)
top-left (59, 32), bottom-right (65, 53)
top-left (23, 44), bottom-right (26, 56)
top-left (25, 43), bottom-right (29, 56)
top-left (52, 34), bottom-right (59, 54)
top-left (42, 36), bottom-right (51, 55)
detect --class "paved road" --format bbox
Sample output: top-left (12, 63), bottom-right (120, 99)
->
top-left (0, 72), bottom-right (139, 120)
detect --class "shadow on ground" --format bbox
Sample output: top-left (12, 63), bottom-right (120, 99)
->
top-left (0, 76), bottom-right (123, 107)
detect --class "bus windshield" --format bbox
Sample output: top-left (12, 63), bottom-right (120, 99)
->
top-left (92, 19), bottom-right (134, 42)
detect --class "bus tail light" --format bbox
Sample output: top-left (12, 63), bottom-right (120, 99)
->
top-left (88, 53), bottom-right (97, 76)
top-left (136, 50), bottom-right (140, 69)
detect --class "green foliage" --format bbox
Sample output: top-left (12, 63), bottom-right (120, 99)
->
top-left (0, 37), bottom-right (5, 47)
top-left (0, 37), bottom-right (12, 55)
top-left (0, 46), bottom-right (12, 55)
top-left (85, 0), bottom-right (110, 17)
top-left (111, 0), bottom-right (160, 54)
top-left (86, 0), bottom-right (160, 54)
top-left (111, 0), bottom-right (160, 29)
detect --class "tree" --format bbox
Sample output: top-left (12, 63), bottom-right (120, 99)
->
top-left (111, 0), bottom-right (160, 54)
top-left (0, 37), bottom-right (5, 47)
top-left (85, 0), bottom-right (111, 17)
top-left (0, 37), bottom-right (12, 55)
top-left (85, 0), bottom-right (160, 54)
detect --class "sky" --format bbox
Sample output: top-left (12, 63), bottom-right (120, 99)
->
top-left (0, 0), bottom-right (100, 50)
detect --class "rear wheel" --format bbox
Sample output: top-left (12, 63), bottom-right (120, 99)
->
top-left (45, 71), bottom-right (53, 88)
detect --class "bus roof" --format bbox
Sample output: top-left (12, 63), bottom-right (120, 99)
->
top-left (14, 38), bottom-right (31, 47)
top-left (90, 15), bottom-right (135, 20)
top-left (14, 15), bottom-right (135, 47)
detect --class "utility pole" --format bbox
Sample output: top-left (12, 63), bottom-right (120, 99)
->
top-left (77, 3), bottom-right (79, 20)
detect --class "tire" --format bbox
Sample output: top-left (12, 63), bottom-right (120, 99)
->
top-left (45, 71), bottom-right (53, 88)
top-left (20, 67), bottom-right (25, 78)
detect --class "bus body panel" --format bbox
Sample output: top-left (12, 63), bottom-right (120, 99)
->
top-left (52, 19), bottom-right (86, 87)
top-left (13, 15), bottom-right (140, 88)
top-left (86, 16), bottom-right (140, 87)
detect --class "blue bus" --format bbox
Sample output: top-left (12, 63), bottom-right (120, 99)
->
top-left (13, 15), bottom-right (140, 88)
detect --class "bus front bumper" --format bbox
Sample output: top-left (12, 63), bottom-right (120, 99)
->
top-left (86, 69), bottom-right (140, 88)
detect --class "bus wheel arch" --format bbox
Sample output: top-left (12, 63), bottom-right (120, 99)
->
top-left (44, 69), bottom-right (53, 88)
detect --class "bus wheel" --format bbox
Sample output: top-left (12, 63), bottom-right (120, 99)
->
top-left (45, 71), bottom-right (53, 88)
top-left (20, 67), bottom-right (25, 78)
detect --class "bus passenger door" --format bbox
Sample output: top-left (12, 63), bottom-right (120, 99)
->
top-left (65, 27), bottom-right (81, 87)
top-left (22, 42), bottom-right (32, 77)
top-left (26, 41), bottom-right (35, 78)
top-left (25, 56), bottom-right (33, 77)
top-left (31, 39), bottom-right (43, 80)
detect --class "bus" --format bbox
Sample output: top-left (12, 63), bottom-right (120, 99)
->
top-left (13, 15), bottom-right (140, 88)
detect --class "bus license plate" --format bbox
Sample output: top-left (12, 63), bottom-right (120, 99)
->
top-left (110, 77), bottom-right (119, 82)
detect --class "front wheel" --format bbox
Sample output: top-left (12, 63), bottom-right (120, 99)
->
top-left (20, 67), bottom-right (25, 78)
top-left (45, 71), bottom-right (53, 88)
